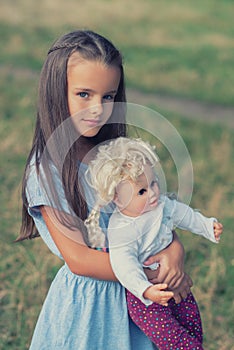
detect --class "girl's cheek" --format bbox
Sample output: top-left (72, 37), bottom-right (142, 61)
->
top-left (103, 102), bottom-right (114, 119)
top-left (68, 95), bottom-right (85, 116)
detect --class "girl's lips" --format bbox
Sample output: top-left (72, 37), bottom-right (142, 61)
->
top-left (83, 119), bottom-right (101, 126)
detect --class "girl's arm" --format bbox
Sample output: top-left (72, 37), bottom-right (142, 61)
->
top-left (41, 206), bottom-right (191, 301)
top-left (41, 206), bottom-right (117, 281)
top-left (144, 231), bottom-right (193, 303)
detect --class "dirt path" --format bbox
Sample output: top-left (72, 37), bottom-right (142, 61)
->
top-left (128, 88), bottom-right (234, 129)
top-left (1, 66), bottom-right (234, 128)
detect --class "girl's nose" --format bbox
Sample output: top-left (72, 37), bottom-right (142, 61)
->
top-left (91, 102), bottom-right (103, 117)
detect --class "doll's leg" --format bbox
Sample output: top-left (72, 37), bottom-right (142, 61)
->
top-left (126, 290), bottom-right (203, 349)
top-left (169, 292), bottom-right (203, 344)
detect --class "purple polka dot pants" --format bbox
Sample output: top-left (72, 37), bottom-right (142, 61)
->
top-left (126, 291), bottom-right (203, 349)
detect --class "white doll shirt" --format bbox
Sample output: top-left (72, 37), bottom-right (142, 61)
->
top-left (108, 195), bottom-right (217, 305)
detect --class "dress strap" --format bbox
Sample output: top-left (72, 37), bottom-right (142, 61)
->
top-left (90, 246), bottom-right (110, 253)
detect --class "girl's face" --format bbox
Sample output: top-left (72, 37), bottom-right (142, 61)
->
top-left (114, 164), bottom-right (160, 217)
top-left (67, 56), bottom-right (121, 137)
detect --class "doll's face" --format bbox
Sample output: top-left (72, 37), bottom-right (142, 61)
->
top-left (67, 55), bottom-right (121, 137)
top-left (114, 163), bottom-right (160, 217)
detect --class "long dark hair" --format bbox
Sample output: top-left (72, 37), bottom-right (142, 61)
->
top-left (18, 30), bottom-right (126, 241)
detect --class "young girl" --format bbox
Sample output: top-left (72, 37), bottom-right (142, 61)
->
top-left (18, 30), bottom-right (192, 349)
top-left (85, 137), bottom-right (223, 350)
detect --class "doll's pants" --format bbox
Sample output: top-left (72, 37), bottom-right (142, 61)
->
top-left (126, 291), bottom-right (203, 350)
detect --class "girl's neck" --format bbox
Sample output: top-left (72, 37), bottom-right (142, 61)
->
top-left (76, 136), bottom-right (97, 164)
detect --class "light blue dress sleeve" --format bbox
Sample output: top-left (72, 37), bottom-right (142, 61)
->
top-left (25, 160), bottom-right (113, 257)
top-left (26, 160), bottom-right (71, 259)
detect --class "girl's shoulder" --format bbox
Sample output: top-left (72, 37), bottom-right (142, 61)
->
top-left (25, 155), bottom-right (71, 214)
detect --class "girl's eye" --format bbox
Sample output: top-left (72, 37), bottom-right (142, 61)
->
top-left (138, 188), bottom-right (147, 196)
top-left (78, 92), bottom-right (89, 98)
top-left (103, 94), bottom-right (115, 101)
top-left (151, 180), bottom-right (158, 187)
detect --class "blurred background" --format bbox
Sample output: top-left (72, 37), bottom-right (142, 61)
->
top-left (0, 0), bottom-right (233, 349)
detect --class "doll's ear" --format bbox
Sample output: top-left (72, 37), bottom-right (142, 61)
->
top-left (113, 192), bottom-right (123, 209)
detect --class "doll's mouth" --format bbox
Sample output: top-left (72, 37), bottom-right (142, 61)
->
top-left (149, 198), bottom-right (158, 207)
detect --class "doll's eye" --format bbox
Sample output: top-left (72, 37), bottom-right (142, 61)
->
top-left (151, 180), bottom-right (158, 188)
top-left (138, 188), bottom-right (147, 196)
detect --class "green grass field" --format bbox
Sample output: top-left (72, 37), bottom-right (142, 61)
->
top-left (1, 1), bottom-right (234, 349)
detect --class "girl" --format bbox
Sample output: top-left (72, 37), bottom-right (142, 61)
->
top-left (85, 137), bottom-right (223, 349)
top-left (18, 30), bottom-right (192, 350)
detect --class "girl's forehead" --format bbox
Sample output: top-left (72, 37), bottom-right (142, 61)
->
top-left (67, 52), bottom-right (87, 68)
top-left (67, 52), bottom-right (112, 72)
top-left (67, 56), bottom-right (120, 90)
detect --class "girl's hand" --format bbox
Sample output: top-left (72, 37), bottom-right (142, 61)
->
top-left (214, 221), bottom-right (223, 242)
top-left (144, 231), bottom-right (193, 303)
top-left (171, 273), bottom-right (193, 304)
top-left (144, 232), bottom-right (185, 289)
top-left (143, 284), bottom-right (174, 306)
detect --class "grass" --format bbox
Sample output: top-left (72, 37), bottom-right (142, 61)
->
top-left (124, 44), bottom-right (234, 104)
top-left (1, 0), bottom-right (234, 105)
top-left (1, 1), bottom-right (234, 349)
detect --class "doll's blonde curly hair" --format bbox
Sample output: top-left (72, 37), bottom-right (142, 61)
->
top-left (84, 137), bottom-right (159, 247)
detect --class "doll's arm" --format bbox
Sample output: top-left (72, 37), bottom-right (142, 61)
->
top-left (110, 239), bottom-right (174, 305)
top-left (173, 200), bottom-right (222, 243)
top-left (41, 206), bottom-right (117, 281)
top-left (109, 243), bottom-right (155, 305)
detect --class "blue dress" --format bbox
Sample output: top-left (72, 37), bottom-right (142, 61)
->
top-left (26, 160), bottom-right (157, 350)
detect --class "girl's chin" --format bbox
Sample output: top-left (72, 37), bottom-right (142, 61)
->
top-left (79, 126), bottom-right (102, 138)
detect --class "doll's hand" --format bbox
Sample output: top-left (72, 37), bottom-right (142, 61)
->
top-left (214, 221), bottom-right (223, 242)
top-left (143, 284), bottom-right (174, 306)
